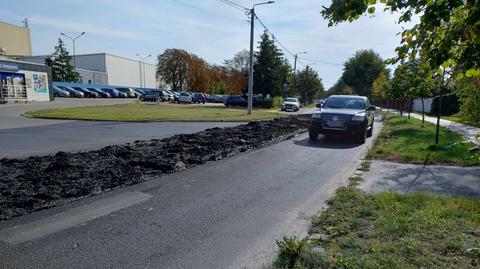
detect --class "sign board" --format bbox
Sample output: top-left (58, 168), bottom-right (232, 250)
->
top-left (0, 63), bottom-right (19, 72)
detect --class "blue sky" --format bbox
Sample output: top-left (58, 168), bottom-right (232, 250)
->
top-left (2, 0), bottom-right (414, 88)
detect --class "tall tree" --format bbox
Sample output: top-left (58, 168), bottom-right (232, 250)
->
top-left (45, 38), bottom-right (79, 82)
top-left (296, 66), bottom-right (324, 104)
top-left (253, 32), bottom-right (290, 97)
top-left (340, 49), bottom-right (388, 97)
top-left (328, 79), bottom-right (354, 96)
top-left (321, 0), bottom-right (480, 76)
top-left (157, 49), bottom-right (190, 91)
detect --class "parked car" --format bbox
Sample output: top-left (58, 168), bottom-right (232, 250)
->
top-left (115, 87), bottom-right (137, 98)
top-left (101, 88), bottom-right (125, 98)
top-left (308, 95), bottom-right (375, 144)
top-left (207, 94), bottom-right (225, 103)
top-left (72, 87), bottom-right (99, 98)
top-left (192, 93), bottom-right (206, 104)
top-left (171, 91), bottom-right (180, 102)
top-left (52, 86), bottom-right (70, 97)
top-left (177, 92), bottom-right (192, 103)
top-left (281, 97), bottom-right (300, 112)
top-left (87, 87), bottom-right (110, 98)
top-left (224, 96), bottom-right (248, 107)
top-left (139, 90), bottom-right (163, 102)
top-left (58, 86), bottom-right (84, 98)
top-left (164, 90), bottom-right (175, 101)
top-left (133, 89), bottom-right (146, 96)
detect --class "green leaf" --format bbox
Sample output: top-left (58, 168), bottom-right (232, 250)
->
top-left (368, 0), bottom-right (376, 4)
top-left (367, 7), bottom-right (376, 14)
top-left (455, 72), bottom-right (464, 80)
top-left (465, 69), bottom-right (480, 78)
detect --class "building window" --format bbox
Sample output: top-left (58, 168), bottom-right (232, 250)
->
top-left (88, 79), bottom-right (92, 84)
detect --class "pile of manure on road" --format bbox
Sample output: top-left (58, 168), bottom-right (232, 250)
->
top-left (0, 115), bottom-right (311, 221)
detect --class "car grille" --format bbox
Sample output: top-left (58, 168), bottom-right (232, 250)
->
top-left (285, 104), bottom-right (294, 108)
top-left (322, 114), bottom-right (351, 130)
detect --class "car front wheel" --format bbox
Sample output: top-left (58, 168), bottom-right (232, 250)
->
top-left (309, 130), bottom-right (318, 141)
top-left (356, 128), bottom-right (367, 144)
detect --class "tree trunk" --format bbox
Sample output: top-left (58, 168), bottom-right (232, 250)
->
top-left (400, 99), bottom-right (403, 116)
top-left (386, 99), bottom-right (389, 113)
top-left (408, 98), bottom-right (411, 119)
top-left (421, 98), bottom-right (425, 127)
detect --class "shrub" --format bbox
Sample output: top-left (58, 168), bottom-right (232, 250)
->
top-left (273, 96), bottom-right (284, 109)
top-left (262, 98), bottom-right (274, 108)
top-left (456, 80), bottom-right (480, 124)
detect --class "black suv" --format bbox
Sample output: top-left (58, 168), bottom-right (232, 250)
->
top-left (308, 95), bottom-right (375, 143)
top-left (224, 96), bottom-right (247, 107)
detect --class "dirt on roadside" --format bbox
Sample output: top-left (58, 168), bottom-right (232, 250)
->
top-left (0, 115), bottom-right (310, 221)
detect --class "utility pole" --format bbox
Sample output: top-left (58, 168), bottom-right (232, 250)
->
top-left (136, 53), bottom-right (151, 88)
top-left (247, 1), bottom-right (275, 115)
top-left (61, 32), bottom-right (85, 82)
top-left (293, 51), bottom-right (307, 102)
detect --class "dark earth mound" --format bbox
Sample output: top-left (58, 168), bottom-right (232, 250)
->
top-left (0, 115), bottom-right (310, 221)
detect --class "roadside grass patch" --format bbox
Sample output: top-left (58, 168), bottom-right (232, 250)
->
top-left (273, 187), bottom-right (480, 269)
top-left (367, 113), bottom-right (480, 166)
top-left (357, 160), bottom-right (371, 172)
top-left (25, 103), bottom-right (282, 122)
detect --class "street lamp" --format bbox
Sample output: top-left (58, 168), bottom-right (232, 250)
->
top-left (247, 1), bottom-right (275, 114)
top-left (293, 51), bottom-right (307, 94)
top-left (60, 32), bottom-right (85, 81)
top-left (136, 53), bottom-right (151, 88)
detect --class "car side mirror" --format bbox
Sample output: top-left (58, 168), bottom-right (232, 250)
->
top-left (368, 106), bottom-right (376, 111)
top-left (315, 103), bottom-right (322, 108)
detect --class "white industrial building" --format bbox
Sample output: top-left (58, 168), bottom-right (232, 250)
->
top-left (19, 53), bottom-right (156, 88)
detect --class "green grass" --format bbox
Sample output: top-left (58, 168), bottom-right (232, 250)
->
top-left (25, 103), bottom-right (283, 122)
top-left (274, 187), bottom-right (480, 269)
top-left (444, 115), bottom-right (480, 128)
top-left (368, 113), bottom-right (480, 166)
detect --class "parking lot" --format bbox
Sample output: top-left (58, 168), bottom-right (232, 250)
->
top-left (0, 98), bottom-right (241, 158)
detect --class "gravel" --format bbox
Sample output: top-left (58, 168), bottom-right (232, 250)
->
top-left (0, 115), bottom-right (310, 221)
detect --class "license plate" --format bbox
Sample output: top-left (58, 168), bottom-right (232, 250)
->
top-left (327, 120), bottom-right (344, 127)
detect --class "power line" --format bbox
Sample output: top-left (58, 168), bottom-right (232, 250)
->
top-left (254, 14), bottom-right (295, 58)
top-left (218, 0), bottom-right (248, 11)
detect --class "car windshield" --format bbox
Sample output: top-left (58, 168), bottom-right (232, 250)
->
top-left (285, 98), bottom-right (297, 102)
top-left (323, 97), bottom-right (366, 109)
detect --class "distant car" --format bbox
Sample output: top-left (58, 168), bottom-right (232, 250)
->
top-left (164, 90), bottom-right (175, 101)
top-left (133, 89), bottom-right (145, 96)
top-left (72, 87), bottom-right (99, 98)
top-left (177, 92), bottom-right (192, 104)
top-left (140, 90), bottom-right (160, 102)
top-left (58, 86), bottom-right (84, 98)
top-left (52, 86), bottom-right (70, 97)
top-left (309, 95), bottom-right (375, 144)
top-left (281, 97), bottom-right (300, 112)
top-left (224, 96), bottom-right (247, 107)
top-left (101, 88), bottom-right (124, 98)
top-left (87, 88), bottom-right (110, 98)
top-left (207, 94), bottom-right (225, 103)
top-left (192, 93), bottom-right (206, 104)
top-left (115, 87), bottom-right (137, 98)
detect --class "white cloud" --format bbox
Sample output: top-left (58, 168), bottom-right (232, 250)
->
top-left (29, 15), bottom-right (139, 39)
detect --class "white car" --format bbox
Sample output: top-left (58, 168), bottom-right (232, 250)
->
top-left (177, 92), bottom-right (192, 104)
top-left (281, 97), bottom-right (300, 111)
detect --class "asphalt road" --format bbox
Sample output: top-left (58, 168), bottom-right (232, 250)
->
top-left (0, 120), bottom-right (243, 158)
top-left (0, 99), bottom-right (314, 158)
top-left (0, 119), bottom-right (382, 269)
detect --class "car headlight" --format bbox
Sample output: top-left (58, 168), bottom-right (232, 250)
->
top-left (351, 112), bottom-right (366, 121)
top-left (312, 112), bottom-right (322, 119)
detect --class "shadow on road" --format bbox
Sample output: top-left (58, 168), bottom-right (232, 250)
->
top-left (293, 136), bottom-right (360, 149)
